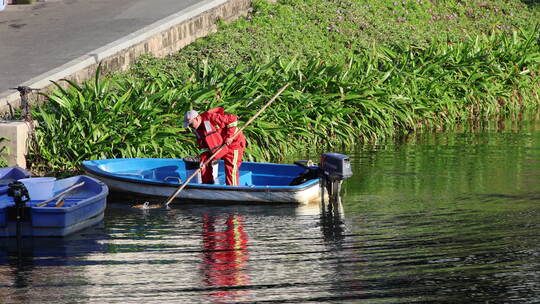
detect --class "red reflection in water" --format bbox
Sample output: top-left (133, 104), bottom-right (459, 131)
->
top-left (201, 214), bottom-right (250, 301)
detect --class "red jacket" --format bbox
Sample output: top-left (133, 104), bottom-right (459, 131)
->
top-left (194, 108), bottom-right (246, 154)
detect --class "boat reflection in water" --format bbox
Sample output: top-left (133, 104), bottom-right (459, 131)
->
top-left (201, 214), bottom-right (250, 302)
top-left (0, 226), bottom-right (108, 303)
top-left (196, 194), bottom-right (348, 303)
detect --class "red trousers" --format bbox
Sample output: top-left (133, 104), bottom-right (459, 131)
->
top-left (201, 146), bottom-right (244, 186)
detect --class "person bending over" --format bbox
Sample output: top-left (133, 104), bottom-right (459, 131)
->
top-left (183, 108), bottom-right (246, 186)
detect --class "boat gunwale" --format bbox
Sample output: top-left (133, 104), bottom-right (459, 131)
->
top-left (30, 176), bottom-right (108, 212)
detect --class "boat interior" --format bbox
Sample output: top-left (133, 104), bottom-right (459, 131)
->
top-left (92, 159), bottom-right (315, 187)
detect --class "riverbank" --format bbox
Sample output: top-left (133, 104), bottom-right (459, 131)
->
top-left (28, 0), bottom-right (540, 174)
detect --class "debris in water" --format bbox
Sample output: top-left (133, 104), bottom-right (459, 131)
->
top-left (132, 201), bottom-right (162, 209)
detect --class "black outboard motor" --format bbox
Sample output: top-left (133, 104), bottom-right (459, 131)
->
top-left (7, 181), bottom-right (30, 241)
top-left (291, 152), bottom-right (352, 202)
top-left (319, 153), bottom-right (353, 202)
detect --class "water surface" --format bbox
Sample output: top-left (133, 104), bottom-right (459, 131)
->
top-left (1, 119), bottom-right (539, 303)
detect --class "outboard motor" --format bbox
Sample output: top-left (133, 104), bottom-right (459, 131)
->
top-left (7, 181), bottom-right (30, 241)
top-left (319, 153), bottom-right (353, 202)
top-left (291, 152), bottom-right (352, 203)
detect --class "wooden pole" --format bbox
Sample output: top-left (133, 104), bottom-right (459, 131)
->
top-left (36, 182), bottom-right (85, 207)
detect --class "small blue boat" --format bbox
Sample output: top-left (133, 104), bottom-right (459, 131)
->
top-left (0, 175), bottom-right (108, 237)
top-left (0, 166), bottom-right (30, 195)
top-left (82, 153), bottom-right (352, 204)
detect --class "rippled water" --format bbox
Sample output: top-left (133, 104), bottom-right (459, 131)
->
top-left (1, 119), bottom-right (539, 303)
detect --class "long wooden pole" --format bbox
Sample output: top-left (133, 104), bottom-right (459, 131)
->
top-left (164, 83), bottom-right (290, 207)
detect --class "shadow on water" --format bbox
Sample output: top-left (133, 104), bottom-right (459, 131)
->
top-left (199, 213), bottom-right (250, 300)
top-left (320, 196), bottom-right (346, 249)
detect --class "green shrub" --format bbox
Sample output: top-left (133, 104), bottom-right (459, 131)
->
top-left (0, 137), bottom-right (8, 167)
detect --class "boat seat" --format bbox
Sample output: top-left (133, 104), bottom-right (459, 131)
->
top-left (151, 166), bottom-right (182, 182)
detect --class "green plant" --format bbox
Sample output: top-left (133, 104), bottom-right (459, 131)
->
top-left (0, 137), bottom-right (8, 167)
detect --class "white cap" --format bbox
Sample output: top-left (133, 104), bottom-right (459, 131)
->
top-left (183, 110), bottom-right (199, 127)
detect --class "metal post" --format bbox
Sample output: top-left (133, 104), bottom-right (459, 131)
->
top-left (17, 86), bottom-right (34, 122)
top-left (10, 86), bottom-right (38, 122)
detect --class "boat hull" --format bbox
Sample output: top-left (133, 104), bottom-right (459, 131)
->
top-left (0, 175), bottom-right (108, 237)
top-left (0, 211), bottom-right (104, 237)
top-left (86, 172), bottom-right (321, 205)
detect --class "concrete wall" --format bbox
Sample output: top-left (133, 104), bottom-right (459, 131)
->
top-left (0, 0), bottom-right (251, 167)
top-left (0, 121), bottom-right (30, 168)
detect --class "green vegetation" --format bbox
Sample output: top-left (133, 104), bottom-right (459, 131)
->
top-left (0, 138), bottom-right (8, 167)
top-left (29, 0), bottom-right (540, 173)
top-left (141, 0), bottom-right (540, 72)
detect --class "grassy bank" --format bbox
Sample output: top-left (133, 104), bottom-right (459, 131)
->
top-left (29, 0), bottom-right (540, 174)
top-left (136, 0), bottom-right (540, 73)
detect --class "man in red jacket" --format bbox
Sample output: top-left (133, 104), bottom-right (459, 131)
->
top-left (184, 108), bottom-right (246, 186)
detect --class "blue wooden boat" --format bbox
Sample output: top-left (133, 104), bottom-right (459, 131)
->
top-left (82, 153), bottom-right (352, 204)
top-left (0, 166), bottom-right (30, 195)
top-left (0, 175), bottom-right (108, 237)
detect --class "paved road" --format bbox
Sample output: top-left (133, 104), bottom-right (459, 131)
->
top-left (0, 0), bottom-right (201, 94)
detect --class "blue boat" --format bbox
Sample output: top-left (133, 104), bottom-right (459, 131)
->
top-left (82, 153), bottom-right (352, 205)
top-left (0, 175), bottom-right (108, 237)
top-left (0, 166), bottom-right (30, 195)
